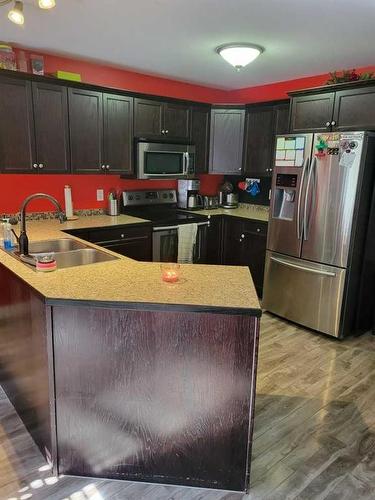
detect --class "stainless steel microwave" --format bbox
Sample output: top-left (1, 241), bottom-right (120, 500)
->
top-left (137, 141), bottom-right (195, 179)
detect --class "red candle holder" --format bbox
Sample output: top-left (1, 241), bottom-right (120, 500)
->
top-left (161, 263), bottom-right (180, 283)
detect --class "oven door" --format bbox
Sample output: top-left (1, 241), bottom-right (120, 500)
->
top-left (137, 142), bottom-right (195, 179)
top-left (152, 223), bottom-right (208, 263)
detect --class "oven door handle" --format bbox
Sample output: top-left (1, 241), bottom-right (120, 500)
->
top-left (153, 221), bottom-right (210, 232)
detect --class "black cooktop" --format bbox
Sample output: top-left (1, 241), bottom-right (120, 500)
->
top-left (123, 207), bottom-right (208, 226)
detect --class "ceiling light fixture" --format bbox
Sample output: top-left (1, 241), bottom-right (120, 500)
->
top-left (8, 0), bottom-right (24, 25)
top-left (38, 0), bottom-right (55, 9)
top-left (0, 0), bottom-right (56, 25)
top-left (216, 43), bottom-right (264, 71)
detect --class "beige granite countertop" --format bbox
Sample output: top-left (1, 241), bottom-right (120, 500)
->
top-left (0, 215), bottom-right (260, 313)
top-left (191, 204), bottom-right (269, 222)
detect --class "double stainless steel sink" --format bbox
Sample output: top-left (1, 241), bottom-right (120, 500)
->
top-left (9, 238), bottom-right (118, 270)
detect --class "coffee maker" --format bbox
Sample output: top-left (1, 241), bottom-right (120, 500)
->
top-left (177, 179), bottom-right (203, 210)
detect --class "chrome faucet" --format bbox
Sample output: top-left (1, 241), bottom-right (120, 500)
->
top-left (15, 193), bottom-right (67, 255)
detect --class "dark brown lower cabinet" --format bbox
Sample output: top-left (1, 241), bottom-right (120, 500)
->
top-left (205, 215), bottom-right (223, 264)
top-left (0, 261), bottom-right (261, 492)
top-left (66, 224), bottom-right (152, 261)
top-left (223, 217), bottom-right (268, 296)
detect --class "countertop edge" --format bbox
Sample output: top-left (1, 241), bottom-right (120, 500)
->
top-left (45, 297), bottom-right (262, 317)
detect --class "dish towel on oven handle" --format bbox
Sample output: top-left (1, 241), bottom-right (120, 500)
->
top-left (177, 223), bottom-right (198, 263)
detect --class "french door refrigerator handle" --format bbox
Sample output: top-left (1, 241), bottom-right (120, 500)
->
top-left (270, 256), bottom-right (336, 277)
top-left (303, 156), bottom-right (316, 240)
top-left (296, 156), bottom-right (309, 240)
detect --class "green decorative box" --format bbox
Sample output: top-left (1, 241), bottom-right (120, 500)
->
top-left (53, 70), bottom-right (82, 82)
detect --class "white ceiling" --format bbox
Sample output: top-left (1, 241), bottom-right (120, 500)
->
top-left (1, 0), bottom-right (375, 90)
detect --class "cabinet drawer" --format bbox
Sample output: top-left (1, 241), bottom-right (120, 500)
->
top-left (242, 220), bottom-right (268, 237)
top-left (88, 225), bottom-right (151, 243)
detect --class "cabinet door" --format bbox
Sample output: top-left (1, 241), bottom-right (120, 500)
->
top-left (205, 215), bottom-right (223, 264)
top-left (163, 102), bottom-right (190, 140)
top-left (243, 105), bottom-right (274, 176)
top-left (240, 221), bottom-right (268, 297)
top-left (103, 93), bottom-right (133, 175)
top-left (32, 82), bottom-right (70, 173)
top-left (69, 89), bottom-right (103, 173)
top-left (333, 87), bottom-right (375, 131)
top-left (222, 217), bottom-right (244, 264)
top-left (209, 109), bottom-right (245, 174)
top-left (191, 107), bottom-right (210, 174)
top-left (274, 101), bottom-right (290, 135)
top-left (134, 98), bottom-right (163, 138)
top-left (0, 77), bottom-right (35, 172)
top-left (289, 93), bottom-right (335, 133)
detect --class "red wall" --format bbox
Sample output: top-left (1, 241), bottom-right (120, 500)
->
top-left (0, 174), bottom-right (223, 213)
top-left (3, 47), bottom-right (375, 213)
top-left (230, 65), bottom-right (375, 104)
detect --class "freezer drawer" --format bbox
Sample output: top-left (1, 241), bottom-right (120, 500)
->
top-left (262, 251), bottom-right (346, 337)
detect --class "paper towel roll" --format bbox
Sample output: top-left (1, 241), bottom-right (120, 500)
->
top-left (64, 185), bottom-right (73, 219)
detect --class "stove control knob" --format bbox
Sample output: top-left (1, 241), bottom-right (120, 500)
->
top-left (169, 193), bottom-right (174, 199)
top-left (128, 195), bottom-right (134, 201)
top-left (163, 193), bottom-right (168, 199)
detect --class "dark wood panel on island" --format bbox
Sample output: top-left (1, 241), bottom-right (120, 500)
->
top-left (53, 305), bottom-right (260, 492)
top-left (0, 264), bottom-right (55, 463)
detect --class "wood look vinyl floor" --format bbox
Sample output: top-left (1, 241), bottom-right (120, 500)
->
top-left (1, 313), bottom-right (374, 500)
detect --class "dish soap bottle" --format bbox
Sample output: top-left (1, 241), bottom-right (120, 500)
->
top-left (3, 220), bottom-right (13, 249)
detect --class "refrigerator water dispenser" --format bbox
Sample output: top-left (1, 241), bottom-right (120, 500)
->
top-left (273, 174), bottom-right (298, 221)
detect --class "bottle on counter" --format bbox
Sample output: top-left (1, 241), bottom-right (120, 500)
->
top-left (2, 220), bottom-right (14, 249)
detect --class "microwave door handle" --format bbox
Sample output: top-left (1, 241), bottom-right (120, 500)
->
top-left (183, 153), bottom-right (190, 175)
top-left (296, 156), bottom-right (309, 240)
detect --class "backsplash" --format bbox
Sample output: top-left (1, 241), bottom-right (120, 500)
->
top-left (0, 173), bottom-right (223, 213)
top-left (225, 175), bottom-right (271, 206)
top-left (1, 208), bottom-right (106, 221)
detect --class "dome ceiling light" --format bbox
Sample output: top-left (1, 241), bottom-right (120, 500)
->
top-left (216, 43), bottom-right (264, 71)
top-left (0, 0), bottom-right (56, 25)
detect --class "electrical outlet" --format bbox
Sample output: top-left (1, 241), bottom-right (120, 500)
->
top-left (96, 189), bottom-right (104, 202)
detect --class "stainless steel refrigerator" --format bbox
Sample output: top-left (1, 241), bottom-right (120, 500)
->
top-left (263, 131), bottom-right (375, 338)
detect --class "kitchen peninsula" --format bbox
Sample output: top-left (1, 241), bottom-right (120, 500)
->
top-left (0, 215), bottom-right (261, 492)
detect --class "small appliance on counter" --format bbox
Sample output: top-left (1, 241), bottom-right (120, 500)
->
top-left (107, 190), bottom-right (120, 216)
top-left (177, 179), bottom-right (204, 210)
top-left (203, 195), bottom-right (219, 210)
top-left (218, 181), bottom-right (239, 209)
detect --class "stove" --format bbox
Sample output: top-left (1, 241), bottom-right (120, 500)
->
top-left (121, 189), bottom-right (208, 227)
top-left (121, 189), bottom-right (209, 263)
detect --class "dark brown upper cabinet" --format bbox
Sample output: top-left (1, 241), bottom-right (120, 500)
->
top-left (209, 108), bottom-right (245, 175)
top-left (0, 76), bottom-right (35, 173)
top-left (243, 100), bottom-right (289, 177)
top-left (332, 86), bottom-right (375, 131)
top-left (134, 98), bottom-right (163, 138)
top-left (32, 82), bottom-right (70, 173)
top-left (164, 102), bottom-right (191, 141)
top-left (289, 81), bottom-right (375, 133)
top-left (274, 101), bottom-right (290, 135)
top-left (289, 92), bottom-right (335, 133)
top-left (134, 98), bottom-right (191, 141)
top-left (191, 106), bottom-right (210, 173)
top-left (103, 93), bottom-right (134, 175)
top-left (69, 88), bottom-right (104, 173)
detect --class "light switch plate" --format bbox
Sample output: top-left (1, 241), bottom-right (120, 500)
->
top-left (96, 189), bottom-right (104, 201)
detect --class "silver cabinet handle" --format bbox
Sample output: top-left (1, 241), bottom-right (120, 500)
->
top-left (33, 163), bottom-right (38, 169)
top-left (270, 256), bottom-right (336, 277)
top-left (297, 156), bottom-right (309, 240)
top-left (165, 130), bottom-right (169, 134)
top-left (256, 228), bottom-right (261, 232)
top-left (161, 130), bottom-right (165, 134)
top-left (325, 121), bottom-right (331, 127)
top-left (331, 120), bottom-right (336, 126)
top-left (106, 165), bottom-right (110, 170)
top-left (39, 163), bottom-right (44, 169)
top-left (101, 165), bottom-right (106, 170)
